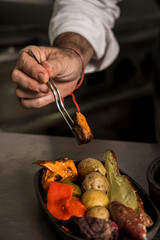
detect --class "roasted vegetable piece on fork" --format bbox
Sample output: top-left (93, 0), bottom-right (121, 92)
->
top-left (73, 112), bottom-right (93, 144)
top-left (109, 201), bottom-right (147, 240)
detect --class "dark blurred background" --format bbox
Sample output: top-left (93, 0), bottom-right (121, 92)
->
top-left (0, 0), bottom-right (160, 143)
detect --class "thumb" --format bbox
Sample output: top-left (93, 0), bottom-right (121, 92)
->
top-left (41, 60), bottom-right (61, 79)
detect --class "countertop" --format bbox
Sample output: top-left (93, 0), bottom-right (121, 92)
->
top-left (0, 132), bottom-right (159, 240)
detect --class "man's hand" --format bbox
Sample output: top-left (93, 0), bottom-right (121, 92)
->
top-left (12, 45), bottom-right (83, 108)
top-left (12, 33), bottom-right (94, 109)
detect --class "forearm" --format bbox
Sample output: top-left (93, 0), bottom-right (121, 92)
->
top-left (53, 32), bottom-right (94, 66)
top-left (49, 0), bottom-right (120, 73)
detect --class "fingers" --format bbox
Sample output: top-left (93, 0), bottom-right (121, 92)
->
top-left (15, 83), bottom-right (53, 108)
top-left (12, 68), bottom-right (49, 93)
top-left (15, 87), bottom-right (49, 99)
top-left (12, 46), bottom-right (57, 108)
top-left (18, 49), bottom-right (49, 83)
top-left (16, 76), bottom-right (78, 108)
top-left (41, 47), bottom-right (81, 81)
top-left (21, 93), bottom-right (53, 108)
top-left (12, 45), bottom-right (81, 109)
top-left (42, 61), bottom-right (61, 79)
top-left (42, 60), bottom-right (74, 82)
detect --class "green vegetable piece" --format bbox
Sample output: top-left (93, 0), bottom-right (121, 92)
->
top-left (61, 179), bottom-right (82, 197)
top-left (104, 149), bottom-right (139, 214)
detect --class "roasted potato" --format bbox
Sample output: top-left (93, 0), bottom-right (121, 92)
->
top-left (86, 206), bottom-right (110, 219)
top-left (81, 171), bottom-right (109, 192)
top-left (81, 189), bottom-right (109, 209)
top-left (78, 158), bottom-right (106, 179)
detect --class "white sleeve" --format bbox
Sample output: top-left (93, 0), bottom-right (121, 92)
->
top-left (49, 0), bottom-right (121, 74)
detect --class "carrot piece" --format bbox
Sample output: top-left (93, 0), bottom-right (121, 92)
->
top-left (60, 225), bottom-right (70, 232)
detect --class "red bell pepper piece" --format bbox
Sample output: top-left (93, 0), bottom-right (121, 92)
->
top-left (46, 181), bottom-right (74, 220)
top-left (46, 182), bottom-right (86, 220)
top-left (70, 196), bottom-right (87, 217)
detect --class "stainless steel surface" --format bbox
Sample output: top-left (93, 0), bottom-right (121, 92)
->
top-left (0, 132), bottom-right (160, 239)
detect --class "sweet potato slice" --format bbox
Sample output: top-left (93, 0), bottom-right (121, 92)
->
top-left (73, 112), bottom-right (93, 144)
top-left (34, 158), bottom-right (78, 191)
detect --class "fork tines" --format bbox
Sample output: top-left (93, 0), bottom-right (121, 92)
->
top-left (47, 77), bottom-right (74, 132)
top-left (28, 49), bottom-right (75, 136)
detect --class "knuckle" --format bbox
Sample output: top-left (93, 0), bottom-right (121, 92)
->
top-left (21, 99), bottom-right (30, 108)
top-left (12, 69), bottom-right (18, 82)
top-left (22, 97), bottom-right (43, 109)
top-left (36, 102), bottom-right (42, 109)
top-left (15, 88), bottom-right (22, 98)
top-left (30, 68), bottom-right (38, 80)
top-left (35, 98), bottom-right (44, 108)
top-left (18, 51), bottom-right (26, 69)
top-left (19, 47), bottom-right (34, 70)
top-left (19, 46), bottom-right (33, 56)
top-left (36, 95), bottom-right (52, 108)
top-left (27, 81), bottom-right (38, 92)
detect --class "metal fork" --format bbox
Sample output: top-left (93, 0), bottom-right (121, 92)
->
top-left (28, 49), bottom-right (77, 139)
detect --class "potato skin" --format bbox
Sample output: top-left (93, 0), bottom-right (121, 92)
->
top-left (78, 158), bottom-right (106, 179)
top-left (82, 172), bottom-right (109, 192)
top-left (86, 206), bottom-right (110, 219)
top-left (81, 189), bottom-right (109, 209)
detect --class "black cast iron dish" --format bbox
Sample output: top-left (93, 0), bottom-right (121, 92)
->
top-left (34, 160), bottom-right (160, 240)
top-left (146, 157), bottom-right (160, 211)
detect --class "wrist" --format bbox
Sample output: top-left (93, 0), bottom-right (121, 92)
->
top-left (53, 32), bottom-right (94, 66)
top-left (60, 46), bottom-right (85, 92)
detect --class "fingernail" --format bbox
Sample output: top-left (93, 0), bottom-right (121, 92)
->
top-left (38, 73), bottom-right (45, 82)
top-left (38, 84), bottom-right (49, 93)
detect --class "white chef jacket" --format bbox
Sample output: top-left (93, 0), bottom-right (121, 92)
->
top-left (49, 0), bottom-right (120, 74)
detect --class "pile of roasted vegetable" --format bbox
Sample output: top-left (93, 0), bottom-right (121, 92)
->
top-left (34, 149), bottom-right (154, 240)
